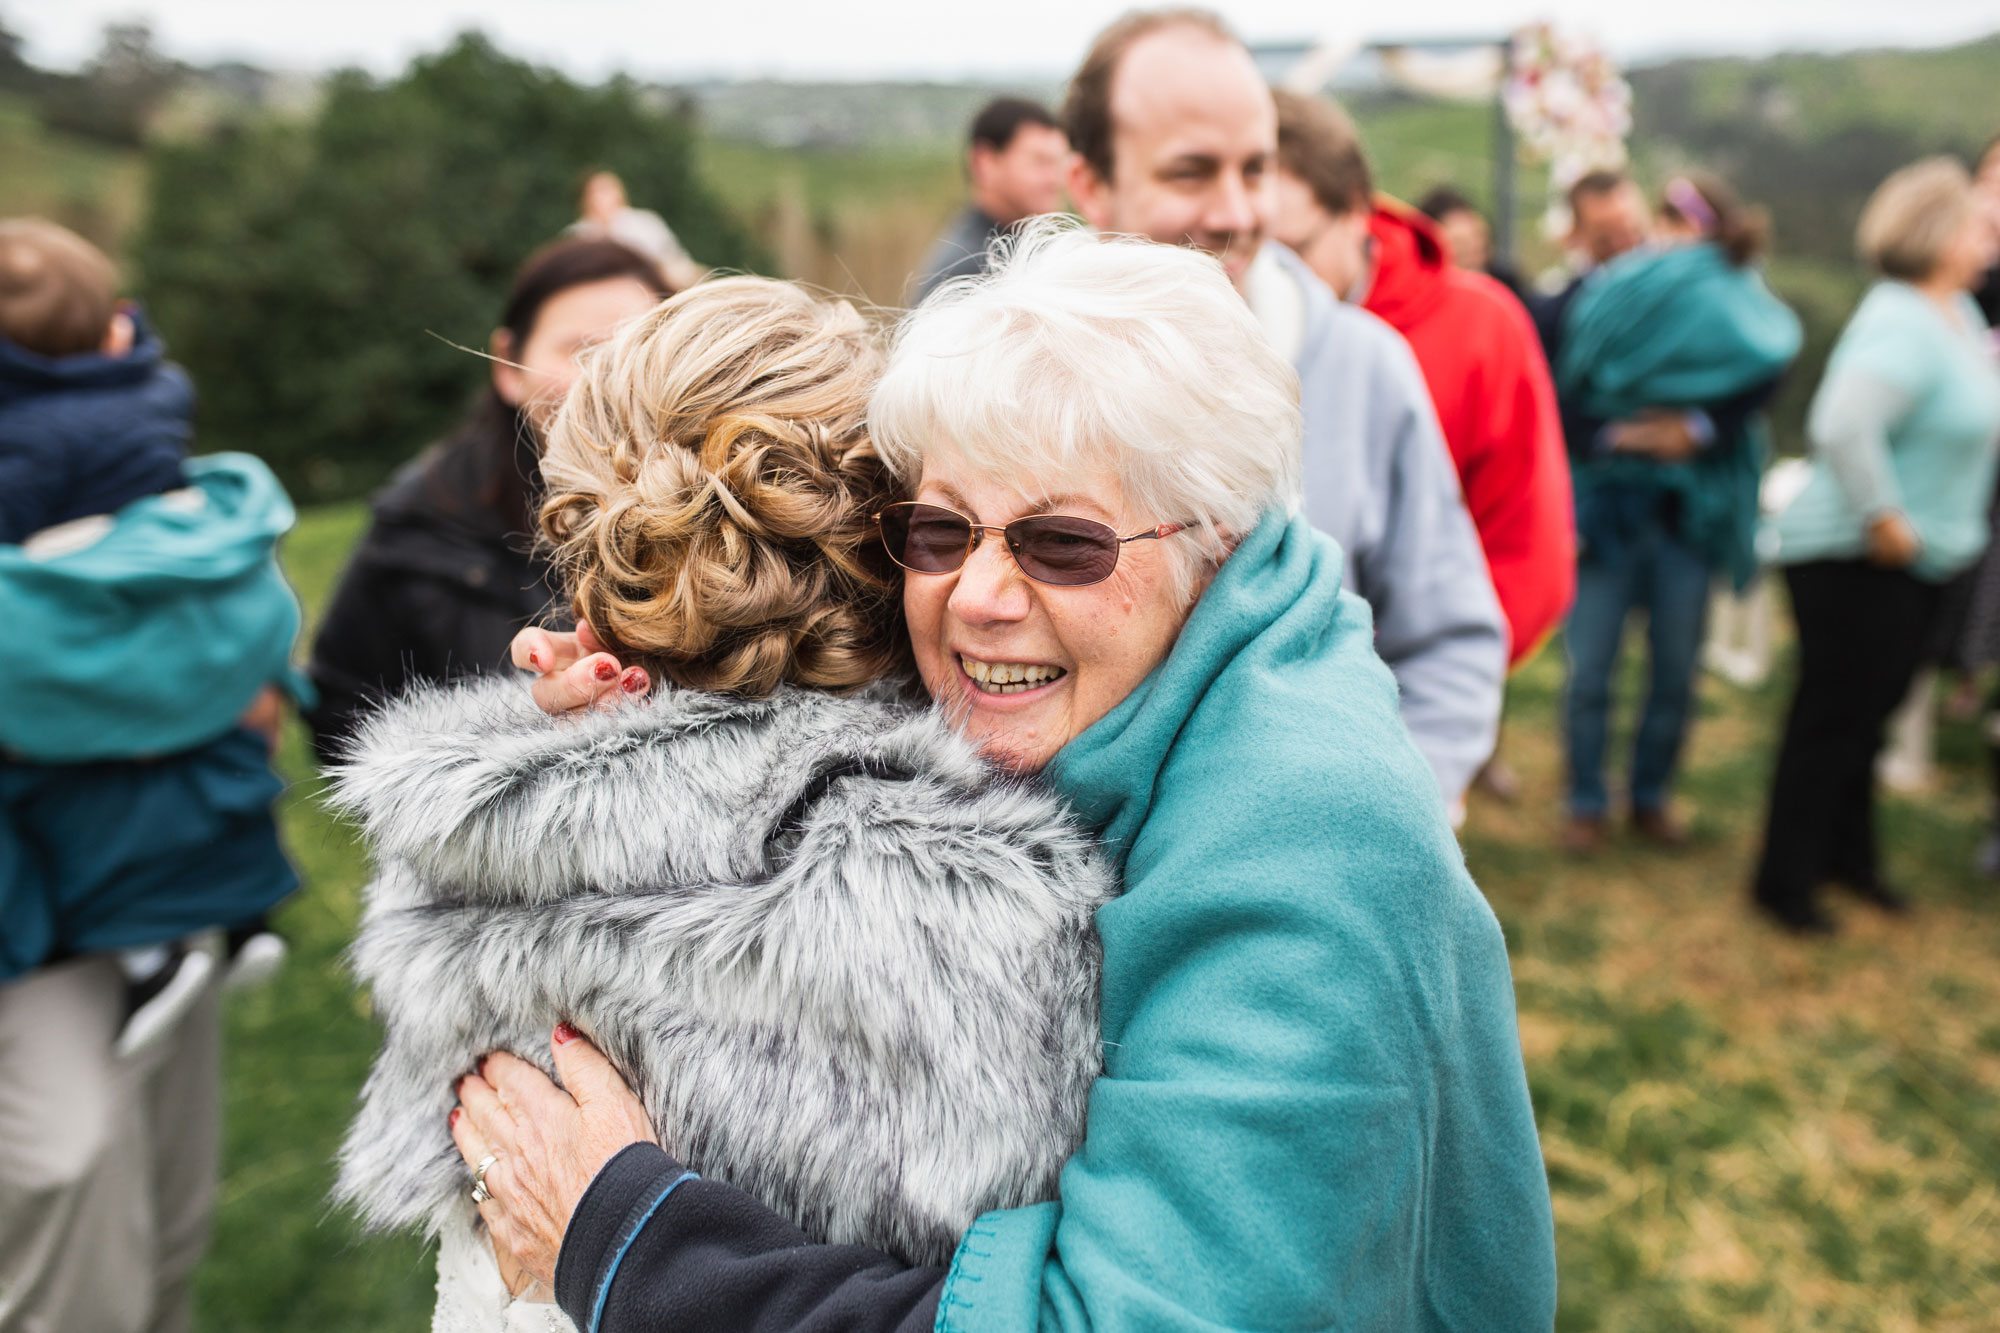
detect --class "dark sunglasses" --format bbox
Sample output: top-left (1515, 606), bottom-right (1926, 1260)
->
top-left (876, 501), bottom-right (1187, 588)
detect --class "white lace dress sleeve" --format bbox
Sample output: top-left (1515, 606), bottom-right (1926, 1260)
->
top-left (431, 1208), bottom-right (579, 1333)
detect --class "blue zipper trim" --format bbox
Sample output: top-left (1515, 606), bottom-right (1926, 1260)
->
top-left (587, 1168), bottom-right (700, 1333)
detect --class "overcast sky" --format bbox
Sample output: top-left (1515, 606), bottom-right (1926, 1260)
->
top-left (11, 0), bottom-right (1999, 82)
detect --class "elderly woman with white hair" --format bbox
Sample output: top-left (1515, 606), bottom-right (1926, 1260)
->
top-left (378, 227), bottom-right (1552, 1330)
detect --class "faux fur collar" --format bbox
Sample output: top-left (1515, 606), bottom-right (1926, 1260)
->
top-left (329, 675), bottom-right (1112, 1266)
top-left (330, 676), bottom-right (979, 906)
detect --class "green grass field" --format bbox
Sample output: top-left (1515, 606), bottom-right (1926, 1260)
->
top-left (187, 502), bottom-right (2000, 1330)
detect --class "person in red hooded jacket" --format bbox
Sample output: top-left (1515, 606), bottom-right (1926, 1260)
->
top-left (1270, 89), bottom-right (1575, 669)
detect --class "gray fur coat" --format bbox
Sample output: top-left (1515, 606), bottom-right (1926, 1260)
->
top-left (328, 675), bottom-right (1112, 1268)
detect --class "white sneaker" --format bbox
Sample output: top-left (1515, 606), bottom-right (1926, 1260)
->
top-left (115, 944), bottom-right (216, 1062)
top-left (224, 930), bottom-right (288, 991)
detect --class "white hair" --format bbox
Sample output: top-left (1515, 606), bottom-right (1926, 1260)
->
top-left (870, 219), bottom-right (1302, 599)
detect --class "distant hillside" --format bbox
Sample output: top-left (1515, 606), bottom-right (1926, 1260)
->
top-left (4, 23), bottom-right (1990, 458)
top-left (0, 93), bottom-right (143, 250)
top-left (1617, 35), bottom-right (2000, 449)
top-left (686, 78), bottom-right (1060, 150)
top-left (669, 31), bottom-right (1999, 287)
top-left (1635, 36), bottom-right (2000, 149)
top-left (1628, 36), bottom-right (1999, 261)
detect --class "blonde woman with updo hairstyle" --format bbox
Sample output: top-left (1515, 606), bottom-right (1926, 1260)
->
top-left (537, 276), bottom-right (907, 699)
top-left (330, 275), bottom-right (1113, 1332)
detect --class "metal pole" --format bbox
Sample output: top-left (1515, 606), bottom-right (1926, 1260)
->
top-left (1491, 41), bottom-right (1516, 267)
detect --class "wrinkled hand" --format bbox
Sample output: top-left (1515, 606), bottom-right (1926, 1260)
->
top-left (1866, 513), bottom-right (1921, 569)
top-left (450, 1025), bottom-right (661, 1292)
top-left (510, 621), bottom-right (649, 715)
top-left (1607, 410), bottom-right (1699, 462)
top-left (236, 685), bottom-right (288, 754)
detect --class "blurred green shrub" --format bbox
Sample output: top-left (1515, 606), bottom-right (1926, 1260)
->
top-left (136, 33), bottom-right (764, 504)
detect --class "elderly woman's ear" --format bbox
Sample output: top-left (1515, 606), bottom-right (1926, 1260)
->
top-left (1184, 526), bottom-right (1244, 603)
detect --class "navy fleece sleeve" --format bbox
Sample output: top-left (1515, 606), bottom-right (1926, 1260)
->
top-left (0, 444), bottom-right (56, 544)
top-left (554, 1144), bottom-right (946, 1333)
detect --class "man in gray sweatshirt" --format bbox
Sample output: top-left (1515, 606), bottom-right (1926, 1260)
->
top-left (1064, 10), bottom-right (1506, 807)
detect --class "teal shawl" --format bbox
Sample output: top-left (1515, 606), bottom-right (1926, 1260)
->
top-left (1556, 242), bottom-right (1802, 587)
top-left (0, 728), bottom-right (295, 978)
top-left (936, 511), bottom-right (1555, 1332)
top-left (0, 452), bottom-right (306, 762)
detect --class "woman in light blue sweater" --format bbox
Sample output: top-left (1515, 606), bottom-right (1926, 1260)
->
top-left (1756, 158), bottom-right (2000, 934)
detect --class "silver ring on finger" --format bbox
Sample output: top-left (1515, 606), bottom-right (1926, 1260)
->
top-left (470, 1152), bottom-right (500, 1206)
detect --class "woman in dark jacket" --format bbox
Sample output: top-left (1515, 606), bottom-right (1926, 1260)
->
top-left (304, 237), bottom-right (670, 761)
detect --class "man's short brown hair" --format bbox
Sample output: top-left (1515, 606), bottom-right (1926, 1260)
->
top-left (0, 218), bottom-right (119, 358)
top-left (1064, 8), bottom-right (1238, 184)
top-left (1566, 168), bottom-right (1631, 216)
top-left (1272, 89), bottom-right (1372, 217)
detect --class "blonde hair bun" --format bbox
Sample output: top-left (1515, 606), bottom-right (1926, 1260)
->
top-left (539, 277), bottom-right (907, 697)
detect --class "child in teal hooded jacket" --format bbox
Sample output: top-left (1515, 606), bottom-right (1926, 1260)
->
top-left (0, 452), bottom-right (305, 980)
top-left (0, 220), bottom-right (298, 984)
top-left (0, 257), bottom-right (301, 983)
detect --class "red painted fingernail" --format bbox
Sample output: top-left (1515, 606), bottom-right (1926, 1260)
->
top-left (593, 659), bottom-right (617, 682)
top-left (621, 669), bottom-right (649, 695)
top-left (449, 1107), bottom-right (462, 1127)
top-left (554, 1021), bottom-right (580, 1044)
top-left (528, 650), bottom-right (544, 670)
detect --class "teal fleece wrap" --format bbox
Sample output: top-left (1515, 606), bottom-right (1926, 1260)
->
top-left (936, 510), bottom-right (1557, 1332)
top-left (1556, 242), bottom-right (1802, 589)
top-left (0, 728), bottom-right (296, 977)
top-left (0, 452), bottom-right (307, 762)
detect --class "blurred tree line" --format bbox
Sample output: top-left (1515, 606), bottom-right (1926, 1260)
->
top-left (7, 14), bottom-right (1996, 494)
top-left (132, 34), bottom-right (764, 503)
top-left (0, 19), bottom-right (180, 147)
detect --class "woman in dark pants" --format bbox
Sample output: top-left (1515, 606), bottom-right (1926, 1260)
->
top-left (303, 237), bottom-right (669, 760)
top-left (1757, 158), bottom-right (2000, 934)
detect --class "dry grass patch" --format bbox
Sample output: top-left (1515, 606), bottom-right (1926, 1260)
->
top-left (1472, 639), bottom-right (2000, 1329)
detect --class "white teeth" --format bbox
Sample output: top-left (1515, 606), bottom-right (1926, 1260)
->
top-left (959, 656), bottom-right (1066, 694)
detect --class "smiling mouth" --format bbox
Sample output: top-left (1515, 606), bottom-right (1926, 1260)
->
top-left (960, 654), bottom-right (1068, 696)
